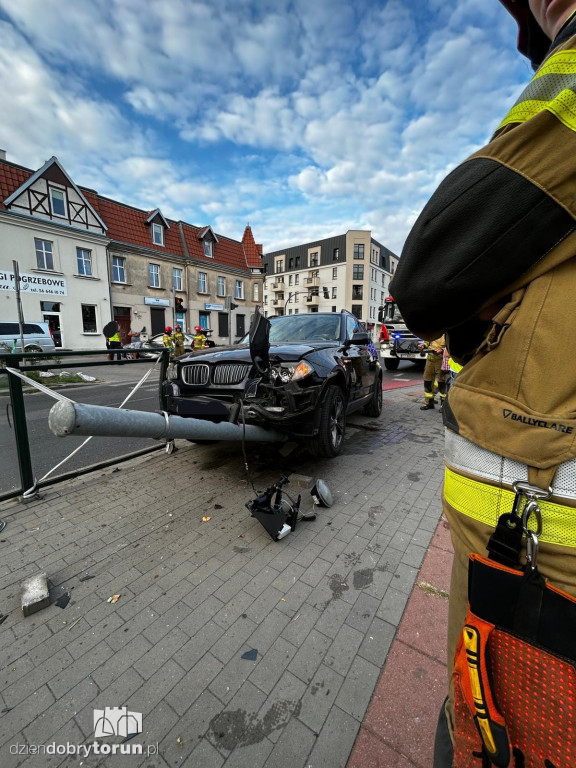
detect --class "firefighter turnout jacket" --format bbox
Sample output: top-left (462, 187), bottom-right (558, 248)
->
top-left (391, 13), bottom-right (576, 767)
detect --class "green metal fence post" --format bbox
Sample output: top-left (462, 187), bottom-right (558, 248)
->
top-left (7, 360), bottom-right (36, 498)
top-left (158, 349), bottom-right (170, 411)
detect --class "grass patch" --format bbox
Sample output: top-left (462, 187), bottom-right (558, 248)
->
top-left (0, 371), bottom-right (86, 389)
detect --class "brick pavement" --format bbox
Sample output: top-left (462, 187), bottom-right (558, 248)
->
top-left (0, 383), bottom-right (448, 768)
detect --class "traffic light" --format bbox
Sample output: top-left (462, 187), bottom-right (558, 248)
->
top-left (322, 287), bottom-right (329, 299)
top-left (230, 302), bottom-right (238, 311)
top-left (175, 297), bottom-right (186, 312)
top-left (378, 306), bottom-right (384, 322)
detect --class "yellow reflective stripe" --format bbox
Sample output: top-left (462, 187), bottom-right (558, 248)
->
top-left (499, 90), bottom-right (576, 132)
top-left (444, 467), bottom-right (576, 548)
top-left (533, 50), bottom-right (576, 81)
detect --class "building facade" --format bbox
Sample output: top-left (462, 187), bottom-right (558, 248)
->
top-left (262, 230), bottom-right (398, 334)
top-left (0, 153), bottom-right (264, 348)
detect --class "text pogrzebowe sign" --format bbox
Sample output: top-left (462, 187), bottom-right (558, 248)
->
top-left (0, 269), bottom-right (67, 296)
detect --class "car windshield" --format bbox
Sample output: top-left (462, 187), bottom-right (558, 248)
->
top-left (248, 314), bottom-right (343, 343)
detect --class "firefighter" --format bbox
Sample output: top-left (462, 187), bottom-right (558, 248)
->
top-left (162, 326), bottom-right (174, 355)
top-left (418, 335), bottom-right (447, 410)
top-left (192, 325), bottom-right (206, 351)
top-left (172, 324), bottom-right (186, 357)
top-left (391, 1), bottom-right (576, 765)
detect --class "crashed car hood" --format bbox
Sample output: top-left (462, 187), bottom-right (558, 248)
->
top-left (179, 342), bottom-right (335, 364)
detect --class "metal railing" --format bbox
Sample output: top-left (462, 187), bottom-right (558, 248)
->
top-left (0, 348), bottom-right (170, 502)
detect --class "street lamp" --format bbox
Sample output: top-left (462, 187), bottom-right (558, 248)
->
top-left (284, 291), bottom-right (303, 309)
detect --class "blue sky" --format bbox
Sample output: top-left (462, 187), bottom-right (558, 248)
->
top-left (0, 0), bottom-right (534, 255)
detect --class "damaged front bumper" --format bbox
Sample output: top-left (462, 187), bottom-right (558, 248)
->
top-left (162, 376), bottom-right (325, 437)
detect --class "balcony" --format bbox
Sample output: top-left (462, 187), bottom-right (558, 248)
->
top-left (272, 299), bottom-right (279, 306)
top-left (306, 293), bottom-right (320, 305)
top-left (270, 279), bottom-right (285, 290)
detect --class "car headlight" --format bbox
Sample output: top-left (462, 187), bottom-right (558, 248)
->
top-left (166, 364), bottom-right (178, 381)
top-left (270, 361), bottom-right (313, 383)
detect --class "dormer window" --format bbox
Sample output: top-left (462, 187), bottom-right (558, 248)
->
top-left (50, 187), bottom-right (67, 218)
top-left (152, 222), bottom-right (164, 246)
top-left (203, 240), bottom-right (213, 258)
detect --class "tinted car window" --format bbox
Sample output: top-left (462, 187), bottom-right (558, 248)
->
top-left (0, 323), bottom-right (44, 334)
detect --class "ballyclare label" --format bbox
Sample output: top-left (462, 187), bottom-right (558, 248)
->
top-left (502, 409), bottom-right (574, 434)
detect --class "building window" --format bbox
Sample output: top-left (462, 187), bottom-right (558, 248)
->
top-left (235, 280), bottom-right (244, 299)
top-left (152, 223), bottom-right (164, 246)
top-left (288, 257), bottom-right (294, 268)
top-left (275, 259), bottom-right (284, 274)
top-left (76, 248), bottom-right (92, 276)
top-left (294, 308), bottom-right (299, 314)
top-left (50, 188), bottom-right (67, 217)
top-left (332, 306), bottom-right (337, 312)
top-left (172, 267), bottom-right (182, 291)
top-left (35, 239), bottom-right (54, 270)
top-left (199, 311), bottom-right (210, 330)
top-left (236, 314), bottom-right (245, 337)
top-left (112, 256), bottom-right (126, 283)
top-left (288, 275), bottom-right (293, 286)
top-left (332, 287), bottom-right (337, 298)
top-left (352, 285), bottom-right (363, 300)
top-left (332, 267), bottom-right (338, 280)
top-left (253, 283), bottom-right (259, 301)
top-left (81, 304), bottom-right (97, 333)
top-left (295, 274), bottom-right (300, 285)
top-left (353, 244), bottom-right (364, 259)
top-left (217, 276), bottom-right (225, 296)
top-left (309, 252), bottom-right (319, 267)
top-left (351, 304), bottom-right (363, 320)
top-left (295, 256), bottom-right (300, 268)
top-left (149, 263), bottom-right (160, 288)
top-left (353, 265), bottom-right (364, 280)
top-left (198, 271), bottom-right (207, 293)
top-left (333, 248), bottom-right (339, 261)
top-left (203, 240), bottom-right (213, 258)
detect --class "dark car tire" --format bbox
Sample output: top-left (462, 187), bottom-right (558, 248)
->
top-left (364, 375), bottom-right (383, 417)
top-left (384, 358), bottom-right (399, 371)
top-left (308, 385), bottom-right (346, 458)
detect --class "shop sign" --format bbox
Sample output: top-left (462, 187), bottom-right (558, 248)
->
top-left (144, 297), bottom-right (170, 307)
top-left (0, 270), bottom-right (67, 296)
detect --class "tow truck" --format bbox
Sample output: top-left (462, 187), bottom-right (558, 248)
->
top-left (378, 297), bottom-right (426, 371)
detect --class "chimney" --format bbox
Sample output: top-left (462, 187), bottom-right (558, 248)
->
top-left (0, 150), bottom-right (6, 161)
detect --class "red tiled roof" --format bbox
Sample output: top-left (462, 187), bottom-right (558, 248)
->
top-left (95, 196), bottom-right (184, 255)
top-left (0, 158), bottom-right (263, 272)
top-left (242, 225), bottom-right (263, 269)
top-left (181, 222), bottom-right (251, 271)
top-left (0, 162), bottom-right (33, 209)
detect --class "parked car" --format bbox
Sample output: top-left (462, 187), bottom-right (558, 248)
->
top-left (0, 321), bottom-right (56, 353)
top-left (161, 310), bottom-right (383, 457)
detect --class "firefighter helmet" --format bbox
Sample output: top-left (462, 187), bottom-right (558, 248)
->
top-left (195, 325), bottom-right (202, 332)
top-left (498, 0), bottom-right (551, 69)
top-left (165, 326), bottom-right (173, 333)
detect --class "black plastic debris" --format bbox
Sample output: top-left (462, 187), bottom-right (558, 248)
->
top-left (55, 593), bottom-right (71, 609)
top-left (1, 708), bottom-right (13, 713)
top-left (79, 575), bottom-right (95, 582)
top-left (0, 615), bottom-right (7, 626)
top-left (214, 504), bottom-right (223, 509)
top-left (241, 648), bottom-right (258, 661)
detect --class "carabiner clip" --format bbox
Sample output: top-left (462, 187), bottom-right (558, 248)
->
top-left (521, 499), bottom-right (543, 538)
top-left (525, 531), bottom-right (540, 571)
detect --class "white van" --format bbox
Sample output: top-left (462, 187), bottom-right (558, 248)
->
top-left (0, 321), bottom-right (56, 353)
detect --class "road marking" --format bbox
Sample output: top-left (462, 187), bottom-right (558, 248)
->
top-left (394, 377), bottom-right (411, 381)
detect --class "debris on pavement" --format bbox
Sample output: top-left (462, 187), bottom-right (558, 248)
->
top-left (0, 614), bottom-right (7, 626)
top-left (241, 648), bottom-right (258, 661)
top-left (214, 504), bottom-right (223, 509)
top-left (21, 573), bottom-right (50, 617)
top-left (79, 575), bottom-right (95, 582)
top-left (107, 594), bottom-right (121, 604)
top-left (202, 516), bottom-right (211, 522)
top-left (55, 593), bottom-right (71, 609)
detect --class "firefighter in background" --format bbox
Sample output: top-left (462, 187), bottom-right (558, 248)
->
top-left (172, 324), bottom-right (186, 357)
top-left (162, 326), bottom-right (174, 356)
top-left (418, 335), bottom-right (446, 410)
top-left (391, 0), bottom-right (576, 764)
top-left (192, 325), bottom-right (206, 351)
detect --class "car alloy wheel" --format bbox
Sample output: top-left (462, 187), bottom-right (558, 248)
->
top-left (309, 384), bottom-right (347, 458)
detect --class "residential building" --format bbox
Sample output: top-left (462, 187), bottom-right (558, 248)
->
top-left (0, 152), bottom-right (264, 348)
top-left (0, 155), bottom-right (110, 349)
top-left (262, 230), bottom-right (397, 334)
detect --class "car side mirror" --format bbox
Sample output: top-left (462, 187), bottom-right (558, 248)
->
top-left (350, 331), bottom-right (370, 345)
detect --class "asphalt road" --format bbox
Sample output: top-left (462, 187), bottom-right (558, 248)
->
top-left (0, 361), bottom-right (164, 496)
top-left (0, 357), bottom-right (422, 496)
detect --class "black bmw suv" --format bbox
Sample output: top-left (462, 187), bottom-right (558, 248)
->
top-left (161, 310), bottom-right (382, 457)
